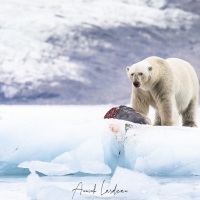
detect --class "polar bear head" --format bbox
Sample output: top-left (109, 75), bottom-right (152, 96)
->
top-left (126, 60), bottom-right (153, 90)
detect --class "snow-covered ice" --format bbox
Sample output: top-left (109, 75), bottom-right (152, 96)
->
top-left (0, 105), bottom-right (200, 199)
top-left (19, 138), bottom-right (111, 176)
top-left (0, 105), bottom-right (110, 174)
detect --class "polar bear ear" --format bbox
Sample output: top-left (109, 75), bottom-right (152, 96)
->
top-left (126, 66), bottom-right (130, 72)
top-left (148, 66), bottom-right (152, 71)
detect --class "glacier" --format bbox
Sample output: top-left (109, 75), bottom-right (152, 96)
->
top-left (0, 0), bottom-right (199, 104)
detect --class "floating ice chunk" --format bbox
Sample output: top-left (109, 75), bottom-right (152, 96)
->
top-left (52, 138), bottom-right (111, 174)
top-left (79, 161), bottom-right (111, 174)
top-left (26, 170), bottom-right (77, 200)
top-left (26, 170), bottom-right (47, 199)
top-left (36, 186), bottom-right (73, 200)
top-left (19, 161), bottom-right (77, 176)
top-left (110, 167), bottom-right (159, 200)
top-left (52, 138), bottom-right (105, 164)
top-left (19, 138), bottom-right (111, 175)
top-left (101, 119), bottom-right (128, 172)
top-left (114, 121), bottom-right (200, 176)
top-left (19, 160), bottom-right (111, 176)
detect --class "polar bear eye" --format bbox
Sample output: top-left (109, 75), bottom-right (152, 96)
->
top-left (131, 73), bottom-right (135, 76)
top-left (138, 72), bottom-right (143, 76)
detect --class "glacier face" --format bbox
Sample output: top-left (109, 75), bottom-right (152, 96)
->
top-left (0, 0), bottom-right (199, 104)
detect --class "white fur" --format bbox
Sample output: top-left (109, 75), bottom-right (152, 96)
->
top-left (126, 56), bottom-right (199, 127)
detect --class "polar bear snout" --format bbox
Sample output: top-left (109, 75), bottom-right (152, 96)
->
top-left (133, 81), bottom-right (141, 88)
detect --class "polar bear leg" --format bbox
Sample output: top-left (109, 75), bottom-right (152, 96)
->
top-left (182, 99), bottom-right (197, 127)
top-left (158, 100), bottom-right (179, 126)
top-left (131, 91), bottom-right (150, 116)
top-left (154, 111), bottom-right (161, 126)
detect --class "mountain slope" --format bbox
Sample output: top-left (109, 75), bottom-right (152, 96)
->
top-left (0, 0), bottom-right (199, 104)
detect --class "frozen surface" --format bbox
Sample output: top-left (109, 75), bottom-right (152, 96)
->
top-left (0, 105), bottom-right (200, 199)
top-left (3, 174), bottom-right (200, 200)
top-left (0, 105), bottom-right (111, 175)
top-left (19, 138), bottom-right (111, 175)
top-left (121, 123), bottom-right (200, 176)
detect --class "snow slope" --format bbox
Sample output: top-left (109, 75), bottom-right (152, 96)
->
top-left (0, 0), bottom-right (199, 104)
top-left (0, 105), bottom-right (200, 199)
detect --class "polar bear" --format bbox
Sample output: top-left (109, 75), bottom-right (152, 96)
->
top-left (126, 56), bottom-right (199, 127)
